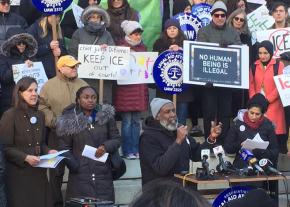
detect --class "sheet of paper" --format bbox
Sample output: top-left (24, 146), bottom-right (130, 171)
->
top-left (252, 133), bottom-right (264, 142)
top-left (40, 150), bottom-right (69, 160)
top-left (35, 156), bottom-right (65, 168)
top-left (82, 145), bottom-right (109, 163)
top-left (242, 139), bottom-right (269, 150)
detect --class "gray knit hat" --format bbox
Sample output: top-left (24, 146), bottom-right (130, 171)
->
top-left (81, 4), bottom-right (110, 26)
top-left (121, 20), bottom-right (143, 36)
top-left (150, 98), bottom-right (173, 118)
top-left (211, 1), bottom-right (227, 15)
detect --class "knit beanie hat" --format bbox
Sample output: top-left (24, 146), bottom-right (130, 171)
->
top-left (211, 1), bottom-right (227, 15)
top-left (247, 93), bottom-right (269, 114)
top-left (150, 98), bottom-right (173, 118)
top-left (164, 18), bottom-right (181, 30)
top-left (257, 40), bottom-right (274, 58)
top-left (121, 20), bottom-right (143, 36)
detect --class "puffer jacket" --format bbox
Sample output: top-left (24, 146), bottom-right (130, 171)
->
top-left (56, 104), bottom-right (121, 202)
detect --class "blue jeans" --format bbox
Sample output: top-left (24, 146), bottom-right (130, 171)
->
top-left (176, 102), bottom-right (188, 125)
top-left (121, 112), bottom-right (141, 156)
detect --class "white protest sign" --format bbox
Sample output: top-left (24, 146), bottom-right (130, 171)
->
top-left (246, 0), bottom-right (266, 4)
top-left (12, 62), bottom-right (48, 92)
top-left (256, 27), bottom-right (290, 58)
top-left (247, 5), bottom-right (274, 34)
top-left (77, 44), bottom-right (130, 80)
top-left (117, 52), bottom-right (158, 85)
top-left (183, 41), bottom-right (249, 89)
top-left (10, 0), bottom-right (20, 6)
top-left (274, 74), bottom-right (290, 107)
top-left (72, 2), bottom-right (84, 28)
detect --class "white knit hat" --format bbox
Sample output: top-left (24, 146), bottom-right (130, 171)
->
top-left (150, 98), bottom-right (173, 118)
top-left (121, 20), bottom-right (143, 36)
top-left (211, 1), bottom-right (227, 15)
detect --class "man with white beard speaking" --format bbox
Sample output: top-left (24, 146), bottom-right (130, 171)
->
top-left (139, 98), bottom-right (222, 186)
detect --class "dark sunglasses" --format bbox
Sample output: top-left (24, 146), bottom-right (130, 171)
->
top-left (16, 41), bottom-right (26, 45)
top-left (234, 17), bottom-right (245, 23)
top-left (0, 1), bottom-right (10, 5)
top-left (213, 13), bottom-right (226, 18)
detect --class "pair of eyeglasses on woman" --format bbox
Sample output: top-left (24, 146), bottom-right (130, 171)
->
top-left (0, 1), bottom-right (10, 5)
top-left (234, 17), bottom-right (245, 23)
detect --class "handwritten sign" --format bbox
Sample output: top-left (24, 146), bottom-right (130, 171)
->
top-left (117, 52), bottom-right (158, 85)
top-left (256, 27), bottom-right (290, 58)
top-left (183, 41), bottom-right (249, 89)
top-left (77, 44), bottom-right (130, 80)
top-left (71, 2), bottom-right (84, 28)
top-left (274, 74), bottom-right (290, 107)
top-left (10, 0), bottom-right (20, 6)
top-left (12, 62), bottom-right (48, 92)
top-left (247, 5), bottom-right (274, 34)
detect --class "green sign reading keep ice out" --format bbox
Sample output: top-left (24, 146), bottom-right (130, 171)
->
top-left (67, 0), bottom-right (162, 51)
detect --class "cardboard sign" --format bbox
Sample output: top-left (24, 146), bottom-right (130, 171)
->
top-left (32, 0), bottom-right (73, 14)
top-left (256, 27), bottom-right (290, 58)
top-left (117, 52), bottom-right (158, 85)
top-left (77, 44), bottom-right (130, 80)
top-left (247, 5), bottom-right (274, 34)
top-left (183, 41), bottom-right (249, 89)
top-left (173, 13), bottom-right (203, 41)
top-left (12, 62), bottom-right (48, 92)
top-left (274, 74), bottom-right (290, 107)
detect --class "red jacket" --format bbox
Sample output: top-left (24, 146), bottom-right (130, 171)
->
top-left (249, 59), bottom-right (286, 135)
top-left (114, 39), bottom-right (148, 112)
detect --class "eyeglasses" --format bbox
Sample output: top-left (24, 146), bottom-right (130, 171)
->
top-left (16, 41), bottom-right (26, 45)
top-left (213, 13), bottom-right (226, 18)
top-left (65, 65), bottom-right (78, 69)
top-left (0, 1), bottom-right (10, 5)
top-left (234, 17), bottom-right (245, 23)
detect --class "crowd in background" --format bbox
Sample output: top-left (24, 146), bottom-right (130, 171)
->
top-left (0, 0), bottom-right (289, 206)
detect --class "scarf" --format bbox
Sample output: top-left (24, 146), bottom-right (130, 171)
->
top-left (243, 111), bottom-right (264, 130)
top-left (125, 35), bottom-right (141, 47)
top-left (84, 22), bottom-right (106, 36)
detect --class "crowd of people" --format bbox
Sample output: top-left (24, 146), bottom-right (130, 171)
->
top-left (0, 0), bottom-right (289, 206)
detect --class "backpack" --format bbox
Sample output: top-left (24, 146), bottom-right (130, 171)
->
top-left (251, 59), bottom-right (280, 77)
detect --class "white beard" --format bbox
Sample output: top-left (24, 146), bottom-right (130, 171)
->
top-left (160, 119), bottom-right (177, 131)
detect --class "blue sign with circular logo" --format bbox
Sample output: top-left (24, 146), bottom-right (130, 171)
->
top-left (153, 50), bottom-right (188, 95)
top-left (173, 13), bottom-right (203, 41)
top-left (32, 0), bottom-right (73, 15)
top-left (192, 3), bottom-right (212, 27)
top-left (213, 186), bottom-right (254, 207)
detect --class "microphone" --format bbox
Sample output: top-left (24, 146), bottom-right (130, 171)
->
top-left (201, 149), bottom-right (210, 174)
top-left (239, 148), bottom-right (264, 174)
top-left (213, 145), bottom-right (228, 173)
top-left (259, 158), bottom-right (282, 175)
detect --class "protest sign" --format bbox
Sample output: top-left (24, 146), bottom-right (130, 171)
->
top-left (274, 74), bottom-right (290, 107)
top-left (183, 41), bottom-right (249, 89)
top-left (256, 27), bottom-right (290, 58)
top-left (117, 52), bottom-right (158, 85)
top-left (191, 3), bottom-right (212, 27)
top-left (247, 5), bottom-right (274, 34)
top-left (247, 0), bottom-right (266, 4)
top-left (71, 2), bottom-right (83, 28)
top-left (77, 44), bottom-right (130, 80)
top-left (10, 0), bottom-right (20, 6)
top-left (173, 13), bottom-right (202, 41)
top-left (153, 50), bottom-right (188, 95)
top-left (12, 62), bottom-right (48, 92)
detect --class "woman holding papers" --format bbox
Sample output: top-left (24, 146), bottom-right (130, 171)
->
top-left (56, 86), bottom-right (121, 202)
top-left (249, 40), bottom-right (287, 153)
top-left (224, 93), bottom-right (279, 169)
top-left (0, 77), bottom-right (55, 207)
top-left (0, 27), bottom-right (37, 118)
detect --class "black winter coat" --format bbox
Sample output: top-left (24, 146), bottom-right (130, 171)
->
top-left (0, 145), bottom-right (6, 207)
top-left (139, 116), bottom-right (213, 186)
top-left (56, 104), bottom-right (121, 202)
top-left (224, 110), bottom-right (279, 169)
top-left (27, 20), bottom-right (67, 79)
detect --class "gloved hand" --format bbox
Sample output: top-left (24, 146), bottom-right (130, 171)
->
top-left (219, 41), bottom-right (229, 48)
top-left (280, 51), bottom-right (290, 61)
top-left (204, 82), bottom-right (213, 88)
top-left (252, 148), bottom-right (265, 159)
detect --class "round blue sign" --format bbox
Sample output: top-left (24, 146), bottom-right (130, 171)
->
top-left (153, 50), bottom-right (188, 95)
top-left (212, 186), bottom-right (254, 207)
top-left (32, 0), bottom-right (73, 15)
top-left (191, 3), bottom-right (212, 27)
top-left (173, 13), bottom-right (203, 41)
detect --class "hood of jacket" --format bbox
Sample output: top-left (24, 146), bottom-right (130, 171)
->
top-left (56, 103), bottom-right (115, 137)
top-left (81, 4), bottom-right (110, 27)
top-left (233, 109), bottom-right (247, 122)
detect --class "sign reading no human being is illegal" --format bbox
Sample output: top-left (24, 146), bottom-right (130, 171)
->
top-left (183, 41), bottom-right (249, 89)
